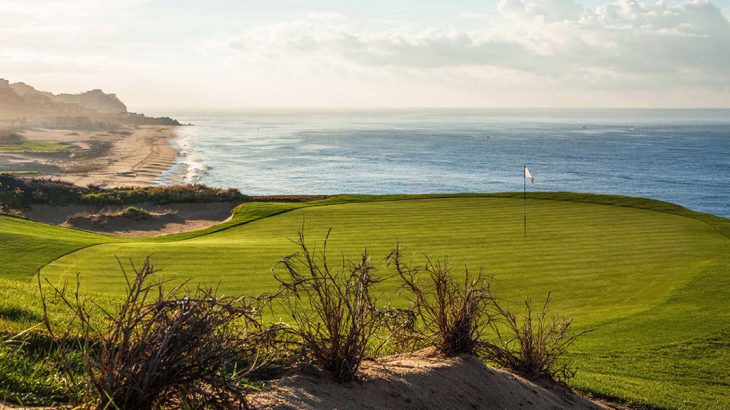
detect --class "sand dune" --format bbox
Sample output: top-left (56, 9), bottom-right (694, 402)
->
top-left (249, 349), bottom-right (611, 410)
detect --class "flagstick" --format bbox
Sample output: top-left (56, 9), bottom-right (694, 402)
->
top-left (524, 164), bottom-right (527, 238)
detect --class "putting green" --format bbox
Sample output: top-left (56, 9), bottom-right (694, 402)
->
top-left (2, 193), bottom-right (729, 408)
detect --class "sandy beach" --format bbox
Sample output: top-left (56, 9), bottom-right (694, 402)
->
top-left (0, 125), bottom-right (179, 187)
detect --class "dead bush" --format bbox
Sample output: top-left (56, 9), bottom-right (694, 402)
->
top-left (273, 229), bottom-right (391, 383)
top-left (39, 257), bottom-right (277, 409)
top-left (387, 244), bottom-right (492, 356)
top-left (482, 292), bottom-right (588, 381)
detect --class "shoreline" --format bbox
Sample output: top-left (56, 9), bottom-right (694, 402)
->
top-left (0, 125), bottom-right (180, 188)
top-left (58, 125), bottom-right (179, 188)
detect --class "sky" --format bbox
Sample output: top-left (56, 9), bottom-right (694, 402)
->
top-left (1, 0), bottom-right (729, 110)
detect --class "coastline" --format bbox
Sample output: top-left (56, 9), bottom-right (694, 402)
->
top-left (0, 125), bottom-right (180, 188)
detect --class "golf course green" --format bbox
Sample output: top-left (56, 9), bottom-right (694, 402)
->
top-left (1, 193), bottom-right (729, 408)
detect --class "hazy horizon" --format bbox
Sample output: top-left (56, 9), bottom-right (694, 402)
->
top-left (2, 0), bottom-right (729, 111)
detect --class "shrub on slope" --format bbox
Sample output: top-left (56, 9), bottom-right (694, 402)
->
top-left (387, 243), bottom-right (493, 356)
top-left (39, 258), bottom-right (278, 409)
top-left (483, 293), bottom-right (588, 381)
top-left (272, 230), bottom-right (584, 384)
top-left (273, 229), bottom-right (394, 383)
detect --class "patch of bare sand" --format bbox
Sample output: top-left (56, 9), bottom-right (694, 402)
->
top-left (249, 349), bottom-right (610, 410)
top-left (22, 202), bottom-right (238, 237)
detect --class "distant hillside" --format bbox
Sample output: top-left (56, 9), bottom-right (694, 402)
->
top-left (0, 78), bottom-right (179, 128)
top-left (10, 81), bottom-right (128, 114)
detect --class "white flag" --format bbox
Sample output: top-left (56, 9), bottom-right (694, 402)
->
top-left (524, 166), bottom-right (534, 183)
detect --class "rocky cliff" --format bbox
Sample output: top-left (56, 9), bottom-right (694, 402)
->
top-left (5, 81), bottom-right (127, 115)
top-left (0, 79), bottom-right (23, 106)
top-left (0, 79), bottom-right (179, 128)
top-left (51, 89), bottom-right (127, 114)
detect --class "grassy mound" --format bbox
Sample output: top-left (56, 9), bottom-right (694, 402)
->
top-left (0, 193), bottom-right (728, 408)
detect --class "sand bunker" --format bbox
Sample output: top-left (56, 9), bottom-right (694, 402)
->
top-left (64, 207), bottom-right (183, 232)
top-left (23, 202), bottom-right (238, 237)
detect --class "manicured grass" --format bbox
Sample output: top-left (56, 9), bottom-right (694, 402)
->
top-left (0, 140), bottom-right (67, 153)
top-left (1, 193), bottom-right (729, 408)
top-left (0, 215), bottom-right (116, 280)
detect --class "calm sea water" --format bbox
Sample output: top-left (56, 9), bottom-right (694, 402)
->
top-left (154, 109), bottom-right (730, 217)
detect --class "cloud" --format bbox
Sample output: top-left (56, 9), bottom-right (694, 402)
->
top-left (3, 0), bottom-right (728, 107)
top-left (303, 10), bottom-right (347, 21)
top-left (498, 0), bottom-right (584, 22)
top-left (227, 0), bottom-right (730, 93)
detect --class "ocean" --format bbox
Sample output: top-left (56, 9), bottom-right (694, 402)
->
top-left (154, 109), bottom-right (730, 217)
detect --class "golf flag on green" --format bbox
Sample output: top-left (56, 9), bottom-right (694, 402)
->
top-left (523, 165), bottom-right (533, 237)
top-left (524, 166), bottom-right (534, 183)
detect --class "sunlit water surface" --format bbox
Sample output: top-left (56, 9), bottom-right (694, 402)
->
top-left (153, 109), bottom-right (730, 217)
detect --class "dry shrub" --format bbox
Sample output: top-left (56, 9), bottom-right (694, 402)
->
top-left (387, 244), bottom-right (492, 356)
top-left (483, 292), bottom-right (588, 381)
top-left (273, 229), bottom-right (390, 383)
top-left (39, 257), bottom-right (277, 410)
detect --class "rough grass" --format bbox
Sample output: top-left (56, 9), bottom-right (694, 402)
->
top-left (1, 193), bottom-right (729, 408)
top-left (0, 279), bottom-right (92, 405)
top-left (0, 334), bottom-right (80, 406)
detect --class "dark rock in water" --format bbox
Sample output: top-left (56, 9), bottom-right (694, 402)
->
top-left (125, 113), bottom-right (182, 126)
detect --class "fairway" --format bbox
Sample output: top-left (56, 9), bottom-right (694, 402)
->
top-left (0, 140), bottom-right (68, 153)
top-left (2, 194), bottom-right (729, 408)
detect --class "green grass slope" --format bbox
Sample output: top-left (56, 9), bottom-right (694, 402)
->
top-left (0, 215), bottom-right (115, 280)
top-left (1, 193), bottom-right (729, 408)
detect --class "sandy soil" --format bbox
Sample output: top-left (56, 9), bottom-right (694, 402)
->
top-left (0, 126), bottom-right (178, 187)
top-left (22, 202), bottom-right (238, 237)
top-left (0, 351), bottom-right (615, 409)
top-left (248, 349), bottom-right (610, 410)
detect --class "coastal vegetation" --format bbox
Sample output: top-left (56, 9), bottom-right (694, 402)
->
top-left (0, 192), bottom-right (728, 408)
top-left (0, 174), bottom-right (246, 211)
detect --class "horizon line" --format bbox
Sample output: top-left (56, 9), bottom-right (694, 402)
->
top-left (133, 106), bottom-right (730, 113)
